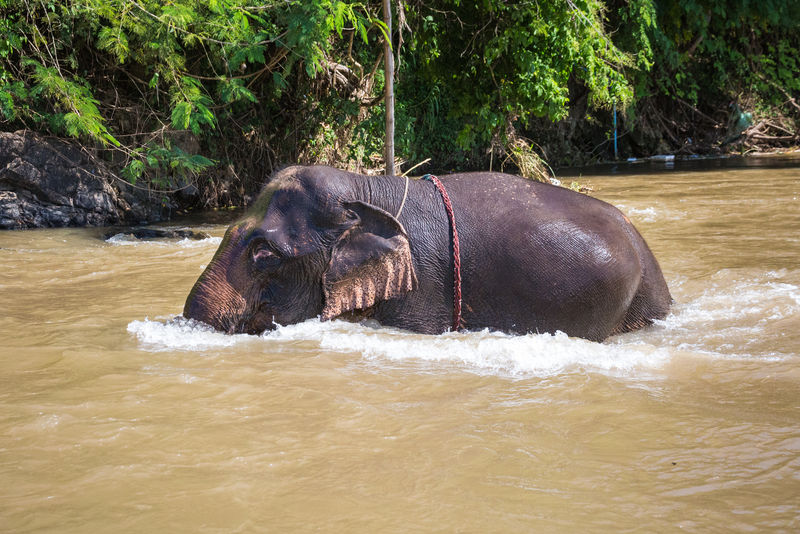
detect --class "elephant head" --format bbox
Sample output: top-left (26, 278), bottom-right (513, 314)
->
top-left (183, 167), bottom-right (418, 334)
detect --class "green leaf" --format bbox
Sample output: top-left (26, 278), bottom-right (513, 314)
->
top-left (333, 1), bottom-right (346, 37)
top-left (171, 101), bottom-right (192, 130)
top-left (357, 19), bottom-right (368, 43)
top-left (121, 159), bottom-right (145, 184)
top-left (272, 71), bottom-right (287, 92)
top-left (219, 78), bottom-right (257, 104)
top-left (97, 26), bottom-right (129, 63)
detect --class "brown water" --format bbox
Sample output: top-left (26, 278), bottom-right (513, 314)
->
top-left (1, 162), bottom-right (799, 532)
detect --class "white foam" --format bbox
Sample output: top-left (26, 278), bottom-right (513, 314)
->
top-left (652, 272), bottom-right (800, 358)
top-left (128, 270), bottom-right (799, 375)
top-left (623, 206), bottom-right (659, 222)
top-left (668, 274), bottom-right (798, 328)
top-left (128, 316), bottom-right (671, 378)
top-left (615, 203), bottom-right (686, 223)
top-left (307, 322), bottom-right (671, 378)
top-left (106, 233), bottom-right (221, 248)
top-left (128, 317), bottom-right (252, 351)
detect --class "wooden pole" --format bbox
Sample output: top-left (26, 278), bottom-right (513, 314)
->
top-left (383, 0), bottom-right (395, 176)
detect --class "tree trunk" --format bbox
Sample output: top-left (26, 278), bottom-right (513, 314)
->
top-left (383, 0), bottom-right (395, 176)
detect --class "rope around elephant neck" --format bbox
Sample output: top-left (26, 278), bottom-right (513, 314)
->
top-left (394, 174), bottom-right (410, 219)
top-left (422, 174), bottom-right (463, 332)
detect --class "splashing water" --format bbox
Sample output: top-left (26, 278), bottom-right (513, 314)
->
top-left (128, 316), bottom-right (673, 379)
top-left (128, 268), bottom-right (799, 379)
top-left (106, 232), bottom-right (222, 248)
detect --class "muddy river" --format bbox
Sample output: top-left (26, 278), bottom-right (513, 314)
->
top-left (1, 159), bottom-right (799, 532)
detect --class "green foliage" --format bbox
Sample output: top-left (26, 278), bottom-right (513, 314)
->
top-left (97, 26), bottom-right (130, 63)
top-left (218, 78), bottom-right (257, 104)
top-left (620, 0), bottom-right (657, 71)
top-left (170, 77), bottom-right (216, 135)
top-left (1, 0), bottom-right (798, 197)
top-left (122, 143), bottom-right (215, 187)
top-left (0, 81), bottom-right (26, 120)
top-left (405, 0), bottom-right (636, 149)
top-left (0, 0), bottom-right (384, 188)
top-left (634, 0), bottom-right (800, 107)
top-left (24, 59), bottom-right (120, 146)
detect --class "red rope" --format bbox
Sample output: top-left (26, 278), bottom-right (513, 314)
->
top-left (422, 174), bottom-right (462, 331)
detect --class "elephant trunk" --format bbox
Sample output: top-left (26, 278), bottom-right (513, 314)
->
top-left (183, 260), bottom-right (248, 334)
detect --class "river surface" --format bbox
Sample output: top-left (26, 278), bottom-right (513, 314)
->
top-left (1, 160), bottom-right (799, 532)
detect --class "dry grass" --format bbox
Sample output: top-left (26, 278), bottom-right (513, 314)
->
top-left (502, 135), bottom-right (556, 184)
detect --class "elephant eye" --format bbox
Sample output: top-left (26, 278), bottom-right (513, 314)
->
top-left (252, 244), bottom-right (281, 271)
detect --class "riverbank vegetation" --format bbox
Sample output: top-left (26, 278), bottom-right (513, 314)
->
top-left (2, 0), bottom-right (799, 208)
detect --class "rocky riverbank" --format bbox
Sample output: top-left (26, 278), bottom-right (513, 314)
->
top-left (0, 131), bottom-right (167, 230)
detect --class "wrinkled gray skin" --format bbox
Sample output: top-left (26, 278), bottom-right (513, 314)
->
top-left (184, 165), bottom-right (671, 341)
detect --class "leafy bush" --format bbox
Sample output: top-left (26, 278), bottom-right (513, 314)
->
top-left (1, 0), bottom-right (798, 199)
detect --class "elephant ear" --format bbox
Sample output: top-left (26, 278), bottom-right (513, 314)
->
top-left (321, 201), bottom-right (418, 320)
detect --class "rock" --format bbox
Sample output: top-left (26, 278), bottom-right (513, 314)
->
top-left (0, 130), bottom-right (166, 230)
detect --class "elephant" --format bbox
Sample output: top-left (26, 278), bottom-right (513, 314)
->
top-left (183, 165), bottom-right (671, 341)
